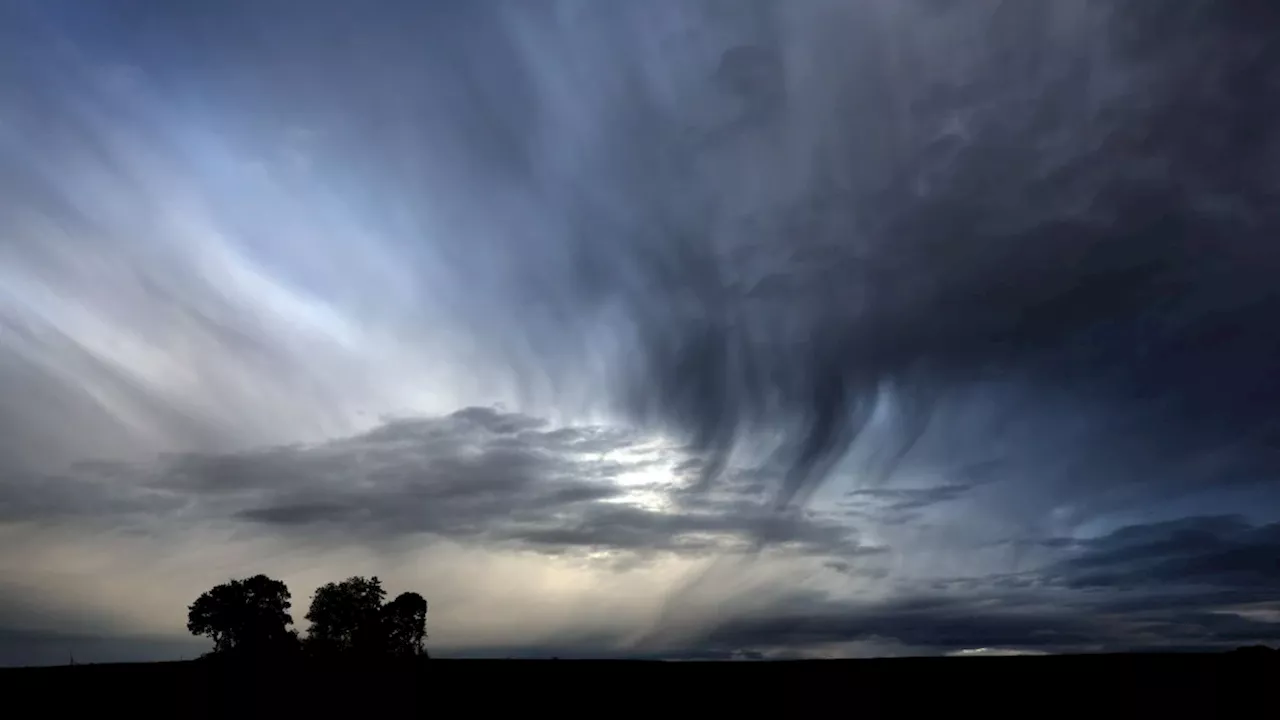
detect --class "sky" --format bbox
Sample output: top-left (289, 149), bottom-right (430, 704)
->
top-left (1, 0), bottom-right (1279, 665)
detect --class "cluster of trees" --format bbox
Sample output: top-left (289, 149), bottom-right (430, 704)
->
top-left (187, 574), bottom-right (428, 660)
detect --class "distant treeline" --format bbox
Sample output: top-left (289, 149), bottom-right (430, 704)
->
top-left (187, 574), bottom-right (428, 660)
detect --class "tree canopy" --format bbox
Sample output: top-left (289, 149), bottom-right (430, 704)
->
top-left (189, 573), bottom-right (429, 660)
top-left (383, 592), bottom-right (429, 657)
top-left (186, 574), bottom-right (296, 656)
top-left (305, 575), bottom-right (388, 657)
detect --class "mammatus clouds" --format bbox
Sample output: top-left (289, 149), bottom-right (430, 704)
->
top-left (2, 0), bottom-right (1279, 664)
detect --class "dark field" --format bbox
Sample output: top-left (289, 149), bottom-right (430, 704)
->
top-left (1, 653), bottom-right (1274, 716)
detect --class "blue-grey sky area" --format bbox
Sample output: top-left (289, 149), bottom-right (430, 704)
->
top-left (2, 0), bottom-right (1279, 665)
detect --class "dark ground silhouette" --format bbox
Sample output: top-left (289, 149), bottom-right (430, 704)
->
top-left (1, 650), bottom-right (1274, 715)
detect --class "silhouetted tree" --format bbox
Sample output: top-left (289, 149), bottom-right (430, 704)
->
top-left (382, 592), bottom-right (429, 657)
top-left (187, 574), bottom-right (296, 657)
top-left (305, 575), bottom-right (387, 657)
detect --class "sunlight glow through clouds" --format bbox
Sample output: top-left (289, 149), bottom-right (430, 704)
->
top-left (599, 440), bottom-right (687, 513)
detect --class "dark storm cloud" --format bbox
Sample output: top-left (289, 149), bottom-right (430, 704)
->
top-left (680, 515), bottom-right (1280, 656)
top-left (8, 407), bottom-right (871, 559)
top-left (692, 594), bottom-right (1101, 655)
top-left (128, 0), bottom-right (1280, 520)
top-left (585, 0), bottom-right (1280, 511)
top-left (500, 501), bottom-right (877, 558)
top-left (221, 407), bottom-right (872, 557)
top-left (0, 460), bottom-right (180, 523)
top-left (156, 408), bottom-right (649, 544)
top-left (689, 591), bottom-right (1280, 657)
top-left (6, 0), bottom-right (1279, 518)
top-left (842, 483), bottom-right (980, 517)
top-left (1048, 515), bottom-right (1280, 594)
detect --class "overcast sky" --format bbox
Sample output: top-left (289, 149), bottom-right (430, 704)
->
top-left (1, 0), bottom-right (1279, 665)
